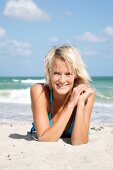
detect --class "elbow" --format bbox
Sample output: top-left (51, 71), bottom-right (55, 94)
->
top-left (38, 136), bottom-right (49, 142)
top-left (37, 129), bottom-right (59, 142)
top-left (38, 135), bottom-right (58, 142)
top-left (38, 136), bottom-right (45, 142)
top-left (71, 137), bottom-right (88, 146)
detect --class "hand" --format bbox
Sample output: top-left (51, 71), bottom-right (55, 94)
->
top-left (78, 85), bottom-right (95, 103)
top-left (69, 84), bottom-right (89, 107)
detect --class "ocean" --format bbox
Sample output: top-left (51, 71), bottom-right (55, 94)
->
top-left (0, 77), bottom-right (113, 124)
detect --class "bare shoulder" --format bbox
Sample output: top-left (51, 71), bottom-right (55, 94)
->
top-left (31, 83), bottom-right (45, 95)
top-left (30, 83), bottom-right (50, 107)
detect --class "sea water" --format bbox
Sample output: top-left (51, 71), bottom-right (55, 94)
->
top-left (0, 77), bottom-right (113, 124)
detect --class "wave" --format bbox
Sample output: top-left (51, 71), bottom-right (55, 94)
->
top-left (94, 102), bottom-right (113, 108)
top-left (96, 93), bottom-right (112, 100)
top-left (12, 79), bottom-right (20, 83)
top-left (0, 89), bottom-right (31, 104)
top-left (0, 89), bottom-right (113, 107)
top-left (20, 79), bottom-right (46, 84)
top-left (95, 90), bottom-right (113, 101)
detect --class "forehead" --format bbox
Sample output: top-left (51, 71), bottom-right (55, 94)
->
top-left (51, 58), bottom-right (73, 72)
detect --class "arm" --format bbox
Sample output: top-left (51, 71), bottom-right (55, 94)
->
top-left (71, 86), bottom-right (95, 145)
top-left (31, 84), bottom-right (50, 137)
top-left (40, 103), bottom-right (74, 142)
top-left (31, 84), bottom-right (75, 142)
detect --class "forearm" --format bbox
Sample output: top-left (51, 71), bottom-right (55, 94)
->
top-left (39, 103), bottom-right (74, 142)
top-left (71, 101), bottom-right (88, 145)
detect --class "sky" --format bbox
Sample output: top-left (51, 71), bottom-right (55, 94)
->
top-left (0, 0), bottom-right (113, 77)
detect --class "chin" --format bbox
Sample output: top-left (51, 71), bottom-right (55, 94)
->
top-left (55, 87), bottom-right (71, 95)
top-left (56, 90), bottom-right (68, 95)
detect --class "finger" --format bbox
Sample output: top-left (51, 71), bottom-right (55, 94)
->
top-left (80, 88), bottom-right (94, 99)
top-left (74, 84), bottom-right (87, 92)
top-left (77, 86), bottom-right (88, 94)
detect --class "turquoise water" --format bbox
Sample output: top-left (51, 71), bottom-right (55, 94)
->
top-left (0, 76), bottom-right (113, 103)
top-left (0, 76), bottom-right (113, 124)
top-left (90, 77), bottom-right (113, 102)
top-left (0, 77), bottom-right (44, 89)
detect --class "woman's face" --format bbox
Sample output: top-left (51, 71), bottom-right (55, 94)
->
top-left (50, 58), bottom-right (76, 95)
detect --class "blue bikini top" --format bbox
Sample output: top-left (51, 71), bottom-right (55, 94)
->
top-left (30, 89), bottom-right (75, 135)
top-left (48, 89), bottom-right (75, 135)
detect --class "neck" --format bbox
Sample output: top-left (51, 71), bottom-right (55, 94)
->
top-left (52, 91), bottom-right (70, 105)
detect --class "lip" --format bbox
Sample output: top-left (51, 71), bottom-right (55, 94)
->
top-left (56, 84), bottom-right (68, 89)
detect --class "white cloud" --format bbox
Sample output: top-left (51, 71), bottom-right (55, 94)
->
top-left (0, 39), bottom-right (32, 56)
top-left (50, 36), bottom-right (59, 42)
top-left (103, 26), bottom-right (113, 36)
top-left (64, 11), bottom-right (72, 17)
top-left (0, 27), bottom-right (6, 39)
top-left (61, 11), bottom-right (72, 21)
top-left (76, 32), bottom-right (106, 43)
top-left (83, 49), bottom-right (97, 56)
top-left (3, 0), bottom-right (50, 21)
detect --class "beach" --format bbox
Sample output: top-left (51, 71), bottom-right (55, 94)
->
top-left (0, 77), bottom-right (113, 170)
top-left (0, 121), bottom-right (113, 170)
top-left (0, 102), bottom-right (113, 170)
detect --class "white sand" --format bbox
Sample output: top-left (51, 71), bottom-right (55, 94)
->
top-left (0, 122), bottom-right (113, 170)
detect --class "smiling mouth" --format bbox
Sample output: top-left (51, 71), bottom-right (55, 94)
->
top-left (56, 84), bottom-right (68, 88)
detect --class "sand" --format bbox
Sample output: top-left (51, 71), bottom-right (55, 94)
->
top-left (0, 122), bottom-right (113, 170)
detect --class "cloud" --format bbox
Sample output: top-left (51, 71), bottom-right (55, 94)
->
top-left (49, 36), bottom-right (59, 43)
top-left (103, 26), bottom-right (113, 36)
top-left (83, 49), bottom-right (97, 56)
top-left (61, 11), bottom-right (72, 20)
top-left (0, 27), bottom-right (6, 39)
top-left (76, 26), bottom-right (113, 43)
top-left (76, 32), bottom-right (106, 43)
top-left (3, 0), bottom-right (50, 21)
top-left (0, 39), bottom-right (32, 56)
top-left (64, 11), bottom-right (72, 17)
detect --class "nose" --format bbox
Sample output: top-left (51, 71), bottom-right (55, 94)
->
top-left (59, 74), bottom-right (65, 84)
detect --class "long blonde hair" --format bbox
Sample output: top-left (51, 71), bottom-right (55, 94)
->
top-left (44, 44), bottom-right (91, 85)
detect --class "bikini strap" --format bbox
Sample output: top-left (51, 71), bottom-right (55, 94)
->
top-left (49, 89), bottom-right (53, 116)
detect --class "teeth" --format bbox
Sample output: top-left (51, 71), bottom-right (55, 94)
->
top-left (57, 84), bottom-right (67, 88)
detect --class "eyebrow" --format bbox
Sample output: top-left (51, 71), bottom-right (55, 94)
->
top-left (52, 71), bottom-right (73, 74)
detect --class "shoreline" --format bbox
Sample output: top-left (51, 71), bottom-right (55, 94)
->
top-left (0, 101), bottom-right (113, 125)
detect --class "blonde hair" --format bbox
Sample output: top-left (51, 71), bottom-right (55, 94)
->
top-left (44, 44), bottom-right (91, 85)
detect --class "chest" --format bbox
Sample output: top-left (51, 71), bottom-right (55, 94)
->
top-left (50, 102), bottom-right (75, 132)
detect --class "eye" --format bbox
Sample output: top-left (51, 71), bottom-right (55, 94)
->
top-left (65, 72), bottom-right (71, 76)
top-left (53, 72), bottom-right (60, 75)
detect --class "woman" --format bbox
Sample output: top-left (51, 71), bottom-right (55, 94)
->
top-left (30, 45), bottom-right (95, 145)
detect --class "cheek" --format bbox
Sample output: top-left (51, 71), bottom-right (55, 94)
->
top-left (68, 76), bottom-right (75, 83)
top-left (68, 77), bottom-right (75, 87)
top-left (50, 76), bottom-right (58, 83)
top-left (50, 75), bottom-right (75, 84)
